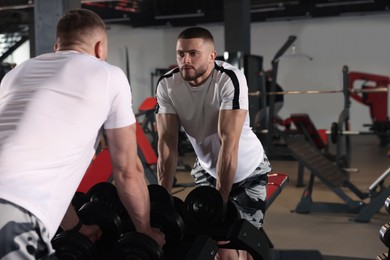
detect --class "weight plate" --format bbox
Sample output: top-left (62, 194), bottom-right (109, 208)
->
top-left (151, 203), bottom-right (185, 242)
top-left (51, 230), bottom-right (97, 260)
top-left (71, 192), bottom-right (90, 212)
top-left (183, 186), bottom-right (226, 229)
top-left (78, 202), bottom-right (123, 245)
top-left (148, 184), bottom-right (173, 206)
top-left (113, 232), bottom-right (164, 260)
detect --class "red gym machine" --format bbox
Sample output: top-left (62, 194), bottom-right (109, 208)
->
top-left (348, 71), bottom-right (390, 146)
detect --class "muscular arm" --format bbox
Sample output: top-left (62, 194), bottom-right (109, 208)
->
top-left (105, 125), bottom-right (152, 234)
top-left (216, 109), bottom-right (247, 201)
top-left (156, 114), bottom-right (179, 192)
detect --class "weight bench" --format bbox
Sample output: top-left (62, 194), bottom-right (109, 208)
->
top-left (77, 148), bottom-right (113, 193)
top-left (284, 133), bottom-right (390, 222)
top-left (289, 113), bottom-right (348, 187)
top-left (266, 172), bottom-right (289, 209)
top-left (75, 122), bottom-right (159, 195)
top-left (75, 122), bottom-right (160, 194)
top-left (136, 121), bottom-right (159, 185)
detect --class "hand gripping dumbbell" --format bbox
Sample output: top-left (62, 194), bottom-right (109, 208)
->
top-left (113, 184), bottom-right (186, 259)
top-left (113, 184), bottom-right (218, 260)
top-left (52, 182), bottom-right (132, 259)
top-left (182, 186), bottom-right (272, 260)
top-left (182, 186), bottom-right (240, 233)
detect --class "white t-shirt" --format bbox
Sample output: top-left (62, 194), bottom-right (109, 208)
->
top-left (0, 51), bottom-right (135, 239)
top-left (156, 60), bottom-right (265, 183)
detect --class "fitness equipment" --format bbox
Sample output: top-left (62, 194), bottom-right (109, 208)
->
top-left (113, 184), bottom-right (217, 259)
top-left (182, 185), bottom-right (273, 260)
top-left (377, 193), bottom-right (390, 260)
top-left (51, 230), bottom-right (98, 260)
top-left (348, 71), bottom-right (390, 147)
top-left (288, 128), bottom-right (390, 222)
top-left (287, 113), bottom-right (353, 187)
top-left (113, 232), bottom-right (218, 260)
top-left (248, 86), bottom-right (387, 97)
top-left (380, 222), bottom-right (390, 248)
top-left (77, 148), bottom-right (113, 193)
top-left (262, 35), bottom-right (297, 159)
top-left (148, 184), bottom-right (185, 243)
top-left (52, 182), bottom-right (132, 259)
top-left (71, 191), bottom-right (90, 212)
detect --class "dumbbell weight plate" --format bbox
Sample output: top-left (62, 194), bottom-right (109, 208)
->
top-left (384, 196), bottom-right (390, 214)
top-left (183, 186), bottom-right (226, 230)
top-left (148, 184), bottom-right (174, 206)
top-left (379, 222), bottom-right (390, 247)
top-left (87, 182), bottom-right (123, 210)
top-left (113, 232), bottom-right (164, 260)
top-left (87, 182), bottom-right (135, 233)
top-left (376, 252), bottom-right (388, 260)
top-left (51, 230), bottom-right (97, 260)
top-left (172, 196), bottom-right (185, 217)
top-left (71, 192), bottom-right (90, 212)
top-left (150, 202), bottom-right (185, 243)
top-left (222, 200), bottom-right (240, 226)
top-left (78, 202), bottom-right (123, 245)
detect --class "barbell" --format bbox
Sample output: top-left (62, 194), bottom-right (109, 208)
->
top-left (248, 87), bottom-right (388, 96)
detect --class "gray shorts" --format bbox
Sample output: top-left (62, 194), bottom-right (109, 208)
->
top-left (190, 156), bottom-right (271, 228)
top-left (0, 199), bottom-right (56, 260)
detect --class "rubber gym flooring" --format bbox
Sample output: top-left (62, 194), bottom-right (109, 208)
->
top-left (172, 135), bottom-right (390, 259)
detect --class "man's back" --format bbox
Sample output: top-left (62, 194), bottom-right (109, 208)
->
top-left (0, 50), bottom-right (131, 238)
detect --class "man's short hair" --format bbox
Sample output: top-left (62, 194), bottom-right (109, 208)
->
top-left (56, 9), bottom-right (106, 46)
top-left (178, 27), bottom-right (214, 43)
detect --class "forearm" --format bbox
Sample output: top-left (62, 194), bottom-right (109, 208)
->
top-left (114, 158), bottom-right (152, 233)
top-left (60, 204), bottom-right (81, 231)
top-left (157, 143), bottom-right (178, 192)
top-left (216, 143), bottom-right (238, 202)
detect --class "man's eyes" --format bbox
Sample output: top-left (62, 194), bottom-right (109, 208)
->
top-left (177, 51), bottom-right (199, 57)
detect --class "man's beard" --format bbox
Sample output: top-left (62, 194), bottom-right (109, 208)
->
top-left (181, 65), bottom-right (208, 82)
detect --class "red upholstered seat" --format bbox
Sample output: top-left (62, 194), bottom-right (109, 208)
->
top-left (77, 148), bottom-right (113, 193)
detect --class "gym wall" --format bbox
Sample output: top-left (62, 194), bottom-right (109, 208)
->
top-left (5, 13), bottom-right (390, 132)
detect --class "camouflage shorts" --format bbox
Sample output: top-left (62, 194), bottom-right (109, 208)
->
top-left (0, 199), bottom-right (56, 260)
top-left (190, 156), bottom-right (271, 228)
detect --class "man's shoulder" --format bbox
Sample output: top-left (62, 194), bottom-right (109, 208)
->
top-left (213, 60), bottom-right (245, 81)
top-left (157, 67), bottom-right (181, 85)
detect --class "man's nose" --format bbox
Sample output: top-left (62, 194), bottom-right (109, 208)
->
top-left (183, 53), bottom-right (191, 63)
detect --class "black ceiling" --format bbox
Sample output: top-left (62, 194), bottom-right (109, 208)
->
top-left (84, 0), bottom-right (390, 27)
top-left (0, 0), bottom-right (389, 34)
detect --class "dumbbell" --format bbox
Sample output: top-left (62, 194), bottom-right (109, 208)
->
top-left (113, 184), bottom-right (186, 259)
top-left (86, 182), bottom-right (135, 233)
top-left (72, 191), bottom-right (90, 212)
top-left (148, 184), bottom-right (185, 243)
top-left (380, 222), bottom-right (390, 248)
top-left (51, 230), bottom-right (98, 260)
top-left (376, 252), bottom-right (388, 260)
top-left (182, 186), bottom-right (240, 232)
top-left (182, 186), bottom-right (274, 259)
top-left (384, 196), bottom-right (390, 214)
top-left (53, 191), bottom-right (91, 238)
top-left (52, 182), bottom-right (131, 259)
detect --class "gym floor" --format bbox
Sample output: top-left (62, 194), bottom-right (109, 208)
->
top-left (172, 135), bottom-right (390, 259)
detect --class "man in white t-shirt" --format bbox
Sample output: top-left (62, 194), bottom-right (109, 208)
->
top-left (0, 9), bottom-right (165, 259)
top-left (155, 27), bottom-right (271, 260)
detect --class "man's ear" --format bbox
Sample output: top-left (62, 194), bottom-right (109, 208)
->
top-left (54, 43), bottom-right (58, 52)
top-left (94, 41), bottom-right (103, 60)
top-left (210, 50), bottom-right (217, 61)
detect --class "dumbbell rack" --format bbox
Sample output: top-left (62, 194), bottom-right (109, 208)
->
top-left (378, 196), bottom-right (390, 259)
